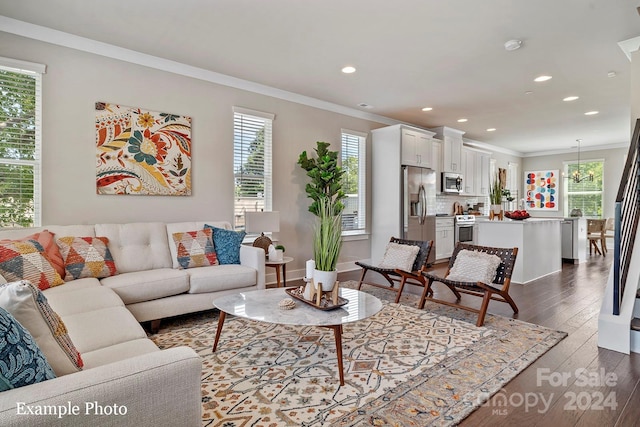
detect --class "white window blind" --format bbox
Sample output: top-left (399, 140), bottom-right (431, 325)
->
top-left (564, 159), bottom-right (604, 217)
top-left (341, 130), bottom-right (366, 232)
top-left (0, 59), bottom-right (44, 227)
top-left (233, 107), bottom-right (274, 231)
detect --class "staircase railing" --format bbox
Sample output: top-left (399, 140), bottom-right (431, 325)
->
top-left (613, 118), bottom-right (640, 315)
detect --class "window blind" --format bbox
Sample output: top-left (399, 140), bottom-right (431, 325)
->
top-left (233, 108), bottom-right (273, 231)
top-left (341, 131), bottom-right (366, 232)
top-left (0, 63), bottom-right (42, 227)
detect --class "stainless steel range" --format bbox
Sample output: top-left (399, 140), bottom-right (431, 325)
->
top-left (454, 214), bottom-right (477, 244)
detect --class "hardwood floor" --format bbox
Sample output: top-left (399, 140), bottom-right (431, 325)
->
top-left (291, 254), bottom-right (640, 426)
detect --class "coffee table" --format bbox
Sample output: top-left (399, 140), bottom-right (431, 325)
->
top-left (212, 287), bottom-right (382, 385)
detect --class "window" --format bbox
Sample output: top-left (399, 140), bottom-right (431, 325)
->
top-left (233, 107), bottom-right (274, 231)
top-left (341, 129), bottom-right (367, 233)
top-left (564, 159), bottom-right (604, 217)
top-left (0, 58), bottom-right (45, 227)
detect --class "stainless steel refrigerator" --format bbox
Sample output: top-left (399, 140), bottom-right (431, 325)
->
top-left (402, 165), bottom-right (437, 265)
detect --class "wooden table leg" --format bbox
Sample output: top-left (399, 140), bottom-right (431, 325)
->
top-left (330, 325), bottom-right (345, 386)
top-left (275, 265), bottom-right (282, 287)
top-left (212, 311), bottom-right (226, 352)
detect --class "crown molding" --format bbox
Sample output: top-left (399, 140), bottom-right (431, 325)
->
top-left (521, 142), bottom-right (630, 158)
top-left (619, 35), bottom-right (640, 61)
top-left (462, 138), bottom-right (524, 157)
top-left (0, 15), bottom-right (399, 126)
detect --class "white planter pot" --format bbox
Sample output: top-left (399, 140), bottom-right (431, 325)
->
top-left (491, 204), bottom-right (502, 214)
top-left (313, 269), bottom-right (338, 291)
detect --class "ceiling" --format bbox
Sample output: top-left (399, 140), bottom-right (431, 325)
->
top-left (1, 0), bottom-right (639, 154)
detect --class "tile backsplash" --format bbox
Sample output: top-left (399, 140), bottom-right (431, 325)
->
top-left (436, 194), bottom-right (490, 215)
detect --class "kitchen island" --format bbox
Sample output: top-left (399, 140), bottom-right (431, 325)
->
top-left (476, 218), bottom-right (562, 284)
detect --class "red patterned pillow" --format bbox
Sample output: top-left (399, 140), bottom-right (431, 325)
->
top-left (0, 230), bottom-right (65, 279)
top-left (172, 228), bottom-right (218, 269)
top-left (0, 239), bottom-right (64, 290)
top-left (0, 280), bottom-right (83, 375)
top-left (56, 236), bottom-right (117, 281)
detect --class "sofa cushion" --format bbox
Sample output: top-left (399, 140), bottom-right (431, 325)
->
top-left (172, 228), bottom-right (218, 269)
top-left (80, 339), bottom-right (160, 369)
top-left (44, 286), bottom-right (124, 317)
top-left (1, 230), bottom-right (66, 279)
top-left (187, 264), bottom-right (257, 294)
top-left (94, 222), bottom-right (173, 272)
top-left (0, 281), bottom-right (83, 376)
top-left (0, 307), bottom-right (56, 391)
top-left (56, 236), bottom-right (117, 281)
top-left (0, 239), bottom-right (65, 290)
top-left (40, 278), bottom-right (101, 296)
top-left (166, 221), bottom-right (231, 269)
top-left (61, 306), bottom-right (147, 354)
top-left (205, 225), bottom-right (245, 265)
top-left (100, 268), bottom-right (190, 305)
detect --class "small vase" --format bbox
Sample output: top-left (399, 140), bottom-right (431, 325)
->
top-left (313, 269), bottom-right (338, 291)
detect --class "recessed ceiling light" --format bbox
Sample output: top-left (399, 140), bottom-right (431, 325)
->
top-left (504, 39), bottom-right (523, 51)
top-left (421, 107), bottom-right (433, 112)
top-left (357, 102), bottom-right (374, 109)
top-left (584, 111), bottom-right (599, 115)
top-left (534, 75), bottom-right (552, 82)
top-left (341, 66), bottom-right (356, 74)
top-left (457, 118), bottom-right (468, 123)
top-left (525, 91), bottom-right (533, 95)
top-left (607, 71), bottom-right (617, 78)
top-left (563, 96), bottom-right (579, 102)
top-left (486, 128), bottom-right (496, 132)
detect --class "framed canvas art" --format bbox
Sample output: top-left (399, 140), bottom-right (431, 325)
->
top-left (95, 102), bottom-right (192, 195)
top-left (525, 170), bottom-right (558, 211)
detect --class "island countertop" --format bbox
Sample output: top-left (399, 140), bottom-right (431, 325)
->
top-left (476, 219), bottom-right (562, 284)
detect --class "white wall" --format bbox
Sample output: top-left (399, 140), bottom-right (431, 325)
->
top-left (0, 32), bottom-right (385, 275)
top-left (522, 147), bottom-right (627, 218)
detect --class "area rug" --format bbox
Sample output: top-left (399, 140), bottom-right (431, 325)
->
top-left (151, 282), bottom-right (567, 426)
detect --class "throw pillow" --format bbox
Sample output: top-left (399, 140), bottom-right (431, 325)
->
top-left (0, 306), bottom-right (56, 391)
top-left (447, 249), bottom-right (502, 284)
top-left (56, 236), bottom-right (117, 281)
top-left (378, 242), bottom-right (420, 272)
top-left (0, 229), bottom-right (66, 279)
top-left (205, 225), bottom-right (246, 265)
top-left (0, 280), bottom-right (83, 376)
top-left (172, 228), bottom-right (218, 269)
top-left (0, 239), bottom-right (65, 290)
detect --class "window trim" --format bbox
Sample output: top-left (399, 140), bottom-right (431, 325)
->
top-left (0, 57), bottom-right (45, 227)
top-left (340, 128), bottom-right (367, 235)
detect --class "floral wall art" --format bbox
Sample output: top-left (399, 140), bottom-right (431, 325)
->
top-left (95, 102), bottom-right (191, 195)
top-left (525, 169), bottom-right (558, 211)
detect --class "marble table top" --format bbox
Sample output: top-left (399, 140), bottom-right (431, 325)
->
top-left (213, 287), bottom-right (383, 327)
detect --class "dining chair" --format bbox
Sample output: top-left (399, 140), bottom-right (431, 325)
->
top-left (602, 218), bottom-right (615, 253)
top-left (587, 219), bottom-right (606, 256)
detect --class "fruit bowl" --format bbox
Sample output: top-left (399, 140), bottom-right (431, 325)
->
top-left (505, 210), bottom-right (530, 220)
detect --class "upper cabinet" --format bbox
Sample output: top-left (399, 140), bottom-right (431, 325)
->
top-left (461, 147), bottom-right (476, 195)
top-left (430, 126), bottom-right (465, 173)
top-left (401, 127), bottom-right (435, 167)
top-left (475, 151), bottom-right (491, 196)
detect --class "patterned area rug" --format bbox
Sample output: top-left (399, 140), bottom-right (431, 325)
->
top-left (151, 281), bottom-right (566, 426)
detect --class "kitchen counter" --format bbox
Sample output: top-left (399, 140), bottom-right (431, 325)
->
top-left (476, 218), bottom-right (562, 284)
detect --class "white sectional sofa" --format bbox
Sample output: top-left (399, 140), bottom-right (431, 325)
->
top-left (0, 220), bottom-right (265, 426)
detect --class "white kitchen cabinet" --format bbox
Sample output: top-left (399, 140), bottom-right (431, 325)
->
top-left (436, 217), bottom-right (455, 260)
top-left (401, 127), bottom-right (433, 167)
top-left (429, 127), bottom-right (465, 173)
top-left (475, 151), bottom-right (491, 196)
top-left (433, 140), bottom-right (442, 193)
top-left (462, 147), bottom-right (476, 195)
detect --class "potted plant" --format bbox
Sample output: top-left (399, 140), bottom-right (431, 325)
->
top-left (298, 142), bottom-right (346, 290)
top-left (489, 172), bottom-right (503, 220)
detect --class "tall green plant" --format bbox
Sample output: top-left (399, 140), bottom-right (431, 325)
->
top-left (313, 197), bottom-right (343, 271)
top-left (297, 141), bottom-right (346, 216)
top-left (489, 172), bottom-right (503, 205)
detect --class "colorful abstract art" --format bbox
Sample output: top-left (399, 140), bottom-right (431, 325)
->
top-left (95, 102), bottom-right (191, 195)
top-left (525, 170), bottom-right (558, 210)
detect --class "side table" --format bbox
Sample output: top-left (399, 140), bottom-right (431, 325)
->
top-left (265, 256), bottom-right (294, 287)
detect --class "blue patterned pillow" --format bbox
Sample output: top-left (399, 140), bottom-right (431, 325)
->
top-left (0, 307), bottom-right (56, 391)
top-left (205, 225), bottom-right (246, 265)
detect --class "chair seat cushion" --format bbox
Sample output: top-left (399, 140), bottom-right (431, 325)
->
top-left (378, 242), bottom-right (420, 272)
top-left (446, 249), bottom-right (502, 284)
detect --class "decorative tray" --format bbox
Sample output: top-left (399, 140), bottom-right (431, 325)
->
top-left (285, 286), bottom-right (349, 311)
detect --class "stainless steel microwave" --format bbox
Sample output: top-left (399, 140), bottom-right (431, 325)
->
top-left (442, 172), bottom-right (463, 193)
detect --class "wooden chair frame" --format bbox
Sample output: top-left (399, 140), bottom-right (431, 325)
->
top-left (420, 243), bottom-right (519, 327)
top-left (356, 237), bottom-right (433, 304)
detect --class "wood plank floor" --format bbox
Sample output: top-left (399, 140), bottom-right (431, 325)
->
top-left (288, 254), bottom-right (640, 426)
